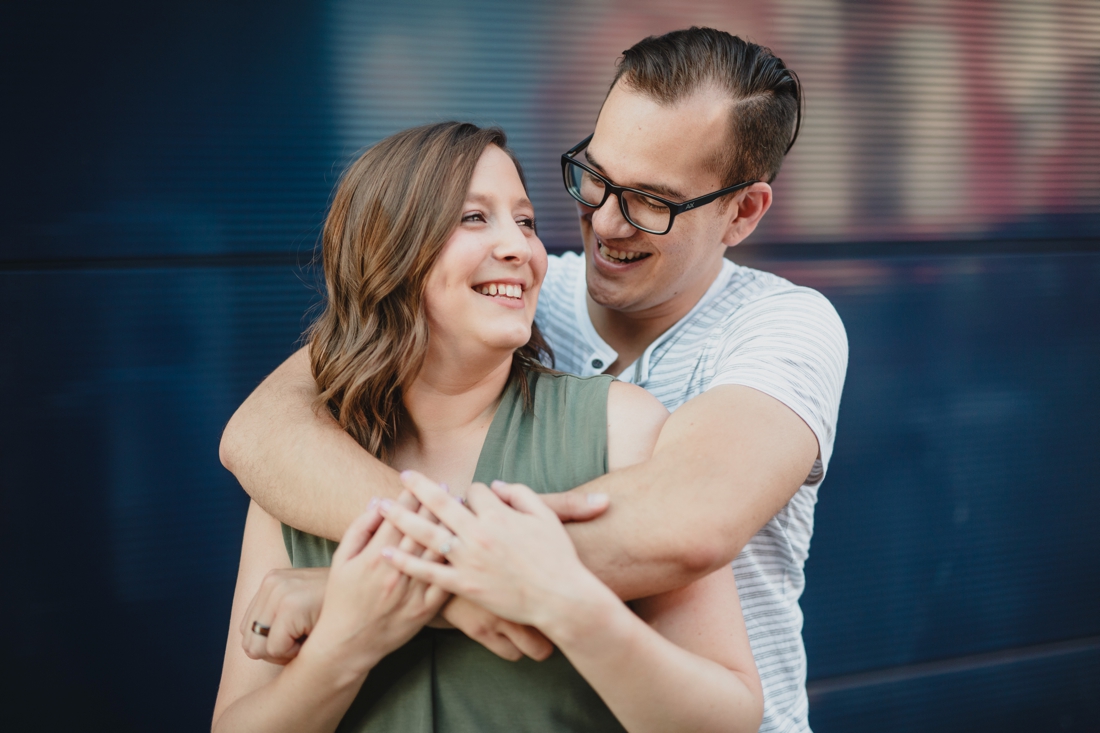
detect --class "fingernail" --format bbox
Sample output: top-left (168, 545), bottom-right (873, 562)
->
top-left (381, 547), bottom-right (394, 559)
top-left (379, 499), bottom-right (393, 513)
top-left (457, 496), bottom-right (467, 505)
top-left (586, 493), bottom-right (608, 505)
top-left (368, 498), bottom-right (379, 510)
top-left (491, 480), bottom-right (506, 488)
top-left (400, 470), bottom-right (414, 481)
top-left (441, 483), bottom-right (450, 494)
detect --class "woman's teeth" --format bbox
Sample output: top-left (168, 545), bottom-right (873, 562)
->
top-left (600, 244), bottom-right (648, 262)
top-left (476, 283), bottom-right (523, 299)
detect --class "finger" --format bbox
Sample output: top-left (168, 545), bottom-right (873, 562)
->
top-left (538, 490), bottom-right (610, 523)
top-left (240, 582), bottom-right (265, 638)
top-left (369, 490), bottom-right (421, 550)
top-left (498, 621), bottom-right (555, 662)
top-left (400, 471), bottom-right (477, 536)
top-left (242, 619), bottom-right (273, 660)
top-left (331, 504), bottom-right (385, 565)
top-left (265, 614), bottom-right (302, 661)
top-left (466, 481), bottom-right (507, 516)
top-left (423, 584), bottom-right (452, 613)
top-left (383, 547), bottom-right (462, 594)
top-left (396, 503), bottom-right (437, 557)
top-left (488, 480), bottom-right (558, 520)
top-left (419, 504), bottom-right (446, 564)
top-left (380, 502), bottom-right (459, 557)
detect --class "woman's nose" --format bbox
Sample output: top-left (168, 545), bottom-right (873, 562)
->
top-left (494, 219), bottom-right (533, 262)
top-left (591, 194), bottom-right (637, 240)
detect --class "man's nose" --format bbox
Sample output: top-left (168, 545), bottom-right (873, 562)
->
top-left (591, 194), bottom-right (637, 240)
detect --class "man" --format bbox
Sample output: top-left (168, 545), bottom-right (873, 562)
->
top-left (222, 27), bottom-right (847, 732)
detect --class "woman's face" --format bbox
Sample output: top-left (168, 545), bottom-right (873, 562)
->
top-left (423, 145), bottom-right (547, 363)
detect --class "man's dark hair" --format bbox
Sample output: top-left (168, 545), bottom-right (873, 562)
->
top-left (611, 27), bottom-right (802, 185)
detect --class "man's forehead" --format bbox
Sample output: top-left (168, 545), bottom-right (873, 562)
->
top-left (589, 85), bottom-right (729, 197)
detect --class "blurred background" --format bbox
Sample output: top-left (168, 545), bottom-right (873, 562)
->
top-left (2, 1), bottom-right (1097, 730)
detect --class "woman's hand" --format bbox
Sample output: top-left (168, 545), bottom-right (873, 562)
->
top-left (302, 490), bottom-right (451, 675)
top-left (379, 471), bottom-right (617, 635)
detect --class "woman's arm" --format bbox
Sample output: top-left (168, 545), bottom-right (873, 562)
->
top-left (212, 497), bottom-right (448, 733)
top-left (381, 475), bottom-right (763, 733)
top-left (545, 568), bottom-right (762, 733)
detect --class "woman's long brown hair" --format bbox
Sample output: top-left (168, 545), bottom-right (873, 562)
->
top-left (308, 122), bottom-right (552, 462)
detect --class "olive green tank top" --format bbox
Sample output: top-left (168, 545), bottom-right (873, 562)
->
top-left (282, 371), bottom-right (627, 733)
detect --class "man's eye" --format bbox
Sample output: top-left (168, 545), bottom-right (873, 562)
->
top-left (517, 217), bottom-right (536, 229)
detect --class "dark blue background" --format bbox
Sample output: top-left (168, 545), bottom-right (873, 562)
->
top-left (2, 2), bottom-right (1097, 730)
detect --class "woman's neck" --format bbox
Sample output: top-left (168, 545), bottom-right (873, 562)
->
top-left (392, 349), bottom-right (513, 488)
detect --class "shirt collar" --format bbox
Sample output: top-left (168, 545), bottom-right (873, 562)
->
top-left (574, 258), bottom-right (735, 383)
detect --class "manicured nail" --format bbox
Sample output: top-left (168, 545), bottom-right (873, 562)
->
top-left (381, 547), bottom-right (394, 559)
top-left (368, 498), bottom-right (379, 510)
top-left (379, 499), bottom-right (394, 513)
top-left (491, 480), bottom-right (506, 489)
top-left (457, 496), bottom-right (467, 505)
top-left (586, 493), bottom-right (609, 506)
top-left (441, 483), bottom-right (450, 494)
top-left (400, 470), bottom-right (414, 481)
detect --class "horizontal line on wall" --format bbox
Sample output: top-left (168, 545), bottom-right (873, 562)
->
top-left (549, 238), bottom-right (1100, 260)
top-left (807, 635), bottom-right (1100, 701)
top-left (0, 252), bottom-right (315, 272)
top-left (5, 238), bottom-right (1098, 273)
top-left (733, 237), bottom-right (1100, 261)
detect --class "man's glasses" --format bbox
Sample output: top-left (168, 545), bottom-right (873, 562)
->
top-left (560, 135), bottom-right (756, 235)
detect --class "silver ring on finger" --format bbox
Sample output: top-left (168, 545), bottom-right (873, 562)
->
top-left (437, 534), bottom-right (458, 556)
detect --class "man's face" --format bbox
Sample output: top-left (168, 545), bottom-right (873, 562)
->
top-left (578, 82), bottom-right (741, 316)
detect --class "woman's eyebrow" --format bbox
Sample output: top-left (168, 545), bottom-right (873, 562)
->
top-left (585, 149), bottom-right (685, 201)
top-left (467, 192), bottom-right (534, 210)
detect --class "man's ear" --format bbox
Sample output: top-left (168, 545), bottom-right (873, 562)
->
top-left (721, 182), bottom-right (773, 248)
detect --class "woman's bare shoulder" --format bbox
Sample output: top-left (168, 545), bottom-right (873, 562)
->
top-left (606, 381), bottom-right (669, 471)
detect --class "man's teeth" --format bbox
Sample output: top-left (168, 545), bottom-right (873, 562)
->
top-left (600, 244), bottom-right (647, 262)
top-left (476, 283), bottom-right (523, 298)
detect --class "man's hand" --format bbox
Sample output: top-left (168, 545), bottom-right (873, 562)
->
top-left (538, 490), bottom-right (610, 523)
top-left (240, 567), bottom-right (328, 664)
top-left (442, 596), bottom-right (554, 662)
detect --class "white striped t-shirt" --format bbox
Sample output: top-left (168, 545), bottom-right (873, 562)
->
top-left (535, 251), bottom-right (848, 733)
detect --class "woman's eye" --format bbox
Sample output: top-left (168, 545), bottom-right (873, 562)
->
top-left (462, 212), bottom-right (486, 223)
top-left (517, 217), bottom-right (536, 229)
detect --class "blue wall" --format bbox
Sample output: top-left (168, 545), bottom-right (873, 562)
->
top-left (2, 2), bottom-right (1097, 730)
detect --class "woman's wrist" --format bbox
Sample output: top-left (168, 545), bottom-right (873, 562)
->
top-left (296, 623), bottom-right (381, 689)
top-left (537, 571), bottom-right (629, 649)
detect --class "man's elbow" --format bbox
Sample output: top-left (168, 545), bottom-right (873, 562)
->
top-left (669, 532), bottom-right (730, 581)
top-left (219, 407), bottom-right (247, 475)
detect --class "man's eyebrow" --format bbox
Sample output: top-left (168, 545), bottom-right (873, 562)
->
top-left (585, 148), bottom-right (686, 201)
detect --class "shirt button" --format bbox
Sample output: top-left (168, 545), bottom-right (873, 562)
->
top-left (591, 359), bottom-right (604, 370)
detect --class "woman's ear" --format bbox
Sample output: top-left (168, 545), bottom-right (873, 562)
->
top-left (721, 182), bottom-right (773, 249)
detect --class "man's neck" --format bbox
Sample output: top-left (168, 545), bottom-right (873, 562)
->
top-left (587, 260), bottom-right (724, 376)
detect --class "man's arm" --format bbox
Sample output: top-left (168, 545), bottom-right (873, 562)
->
top-left (223, 351), bottom-right (816, 600)
top-left (220, 347), bottom-right (403, 540)
top-left (553, 384), bottom-right (818, 601)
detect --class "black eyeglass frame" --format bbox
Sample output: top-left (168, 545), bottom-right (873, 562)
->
top-left (560, 134), bottom-right (758, 235)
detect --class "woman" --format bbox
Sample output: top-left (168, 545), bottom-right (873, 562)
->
top-left (212, 122), bottom-right (763, 732)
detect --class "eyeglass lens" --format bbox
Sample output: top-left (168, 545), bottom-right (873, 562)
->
top-left (564, 160), bottom-right (671, 233)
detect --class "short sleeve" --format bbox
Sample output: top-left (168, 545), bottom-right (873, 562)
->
top-left (709, 287), bottom-right (848, 482)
